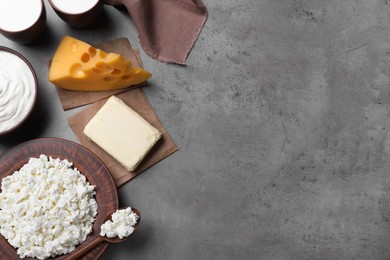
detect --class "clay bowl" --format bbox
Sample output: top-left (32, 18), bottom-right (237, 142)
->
top-left (48, 0), bottom-right (104, 28)
top-left (0, 0), bottom-right (46, 44)
top-left (0, 47), bottom-right (38, 135)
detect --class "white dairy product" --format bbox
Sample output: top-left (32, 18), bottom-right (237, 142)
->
top-left (0, 0), bottom-right (42, 32)
top-left (0, 50), bottom-right (36, 133)
top-left (84, 96), bottom-right (161, 172)
top-left (100, 207), bottom-right (139, 239)
top-left (51, 0), bottom-right (99, 14)
top-left (0, 155), bottom-right (98, 260)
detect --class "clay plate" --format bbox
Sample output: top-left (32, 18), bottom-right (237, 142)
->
top-left (0, 138), bottom-right (118, 259)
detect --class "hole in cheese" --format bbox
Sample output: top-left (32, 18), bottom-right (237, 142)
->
top-left (81, 53), bottom-right (90, 63)
top-left (103, 77), bottom-right (116, 82)
top-left (99, 51), bottom-right (107, 58)
top-left (93, 62), bottom-right (110, 74)
top-left (93, 68), bottom-right (103, 74)
top-left (122, 75), bottom-right (132, 80)
top-left (88, 47), bottom-right (96, 58)
top-left (96, 62), bottom-right (108, 69)
top-left (69, 63), bottom-right (85, 78)
top-left (111, 68), bottom-right (121, 76)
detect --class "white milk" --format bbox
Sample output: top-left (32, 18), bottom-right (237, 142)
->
top-left (0, 51), bottom-right (36, 132)
top-left (51, 0), bottom-right (99, 14)
top-left (0, 0), bottom-right (42, 32)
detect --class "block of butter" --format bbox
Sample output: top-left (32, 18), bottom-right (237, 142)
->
top-left (84, 96), bottom-right (161, 171)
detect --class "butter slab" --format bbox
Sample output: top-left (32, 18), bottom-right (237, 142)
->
top-left (83, 95), bottom-right (161, 171)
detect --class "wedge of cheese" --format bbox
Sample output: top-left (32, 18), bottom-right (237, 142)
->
top-left (48, 36), bottom-right (152, 91)
top-left (84, 96), bottom-right (161, 171)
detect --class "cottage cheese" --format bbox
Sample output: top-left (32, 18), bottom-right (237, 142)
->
top-left (100, 207), bottom-right (139, 239)
top-left (0, 155), bottom-right (98, 259)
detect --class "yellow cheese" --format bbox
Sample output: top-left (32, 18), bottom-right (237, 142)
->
top-left (48, 36), bottom-right (152, 91)
top-left (84, 96), bottom-right (161, 171)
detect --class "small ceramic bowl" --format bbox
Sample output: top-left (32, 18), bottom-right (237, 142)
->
top-left (0, 0), bottom-right (46, 44)
top-left (48, 0), bottom-right (104, 28)
top-left (0, 47), bottom-right (38, 135)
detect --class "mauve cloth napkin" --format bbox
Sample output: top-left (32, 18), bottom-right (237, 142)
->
top-left (104, 0), bottom-right (208, 65)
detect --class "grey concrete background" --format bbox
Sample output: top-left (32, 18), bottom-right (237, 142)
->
top-left (1, 0), bottom-right (390, 259)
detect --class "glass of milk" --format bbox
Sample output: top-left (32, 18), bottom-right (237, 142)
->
top-left (48, 0), bottom-right (103, 28)
top-left (0, 0), bottom-right (47, 44)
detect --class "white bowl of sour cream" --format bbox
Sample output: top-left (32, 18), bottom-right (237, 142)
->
top-left (0, 47), bottom-right (37, 135)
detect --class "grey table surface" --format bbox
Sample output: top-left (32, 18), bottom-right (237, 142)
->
top-left (1, 0), bottom-right (390, 259)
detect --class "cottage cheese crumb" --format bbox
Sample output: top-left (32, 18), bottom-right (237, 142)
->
top-left (100, 207), bottom-right (139, 239)
top-left (0, 155), bottom-right (98, 259)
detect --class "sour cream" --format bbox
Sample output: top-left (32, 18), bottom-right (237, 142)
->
top-left (0, 0), bottom-right (43, 32)
top-left (0, 50), bottom-right (36, 133)
top-left (51, 0), bottom-right (99, 14)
